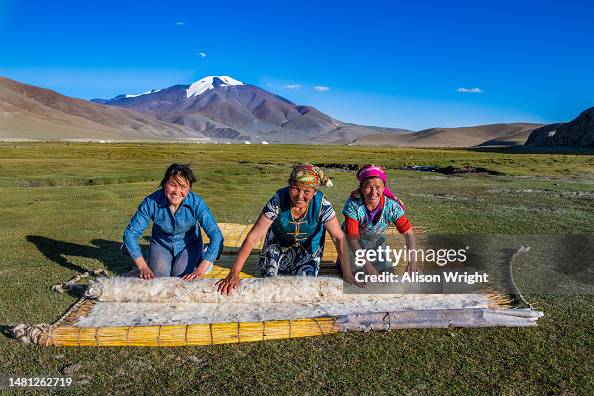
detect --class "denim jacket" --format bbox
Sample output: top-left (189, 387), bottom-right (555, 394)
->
top-left (123, 189), bottom-right (223, 262)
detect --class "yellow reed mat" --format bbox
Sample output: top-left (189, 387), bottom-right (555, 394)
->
top-left (202, 254), bottom-right (341, 279)
top-left (14, 273), bottom-right (522, 347)
top-left (45, 319), bottom-right (338, 347)
top-left (13, 287), bottom-right (537, 347)
top-left (38, 299), bottom-right (338, 347)
top-left (11, 225), bottom-right (543, 347)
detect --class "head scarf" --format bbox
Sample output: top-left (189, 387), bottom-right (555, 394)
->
top-left (351, 164), bottom-right (404, 209)
top-left (289, 163), bottom-right (333, 188)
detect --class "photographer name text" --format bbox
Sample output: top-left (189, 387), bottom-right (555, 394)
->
top-left (354, 271), bottom-right (489, 284)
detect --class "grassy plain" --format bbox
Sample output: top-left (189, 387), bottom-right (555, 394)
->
top-left (0, 143), bottom-right (592, 395)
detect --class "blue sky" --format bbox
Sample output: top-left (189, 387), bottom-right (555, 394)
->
top-left (1, 0), bottom-right (593, 130)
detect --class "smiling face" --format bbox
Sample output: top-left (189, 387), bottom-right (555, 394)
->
top-left (164, 175), bottom-right (191, 208)
top-left (289, 182), bottom-right (316, 209)
top-left (361, 177), bottom-right (385, 209)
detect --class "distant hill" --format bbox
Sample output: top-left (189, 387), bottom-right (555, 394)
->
top-left (0, 77), bottom-right (211, 142)
top-left (353, 123), bottom-right (543, 147)
top-left (525, 107), bottom-right (594, 148)
top-left (92, 76), bottom-right (410, 144)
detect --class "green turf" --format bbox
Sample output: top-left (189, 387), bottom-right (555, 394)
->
top-left (0, 143), bottom-right (592, 395)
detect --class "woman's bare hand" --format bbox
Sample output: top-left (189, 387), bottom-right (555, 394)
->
top-left (403, 229), bottom-right (417, 275)
top-left (138, 263), bottom-right (155, 280)
top-left (364, 261), bottom-right (380, 276)
top-left (343, 273), bottom-right (366, 288)
top-left (405, 261), bottom-right (417, 275)
top-left (182, 260), bottom-right (212, 280)
top-left (215, 273), bottom-right (241, 295)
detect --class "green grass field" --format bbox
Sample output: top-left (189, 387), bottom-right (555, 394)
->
top-left (0, 143), bottom-right (592, 395)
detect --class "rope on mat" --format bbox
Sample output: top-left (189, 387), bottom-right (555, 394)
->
top-left (52, 269), bottom-right (109, 293)
top-left (507, 245), bottom-right (535, 310)
top-left (11, 270), bottom-right (108, 344)
top-left (11, 323), bottom-right (51, 344)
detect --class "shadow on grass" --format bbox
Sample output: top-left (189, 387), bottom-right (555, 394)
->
top-left (26, 235), bottom-right (143, 277)
top-left (499, 247), bottom-right (526, 307)
top-left (0, 324), bottom-right (15, 338)
top-left (1, 237), bottom-right (147, 339)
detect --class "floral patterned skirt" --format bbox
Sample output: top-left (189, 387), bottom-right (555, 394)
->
top-left (258, 237), bottom-right (324, 277)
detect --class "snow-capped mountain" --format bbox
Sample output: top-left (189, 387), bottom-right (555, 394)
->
top-left (91, 76), bottom-right (407, 143)
top-left (186, 76), bottom-right (243, 98)
top-left (126, 89), bottom-right (162, 98)
top-left (106, 76), bottom-right (244, 101)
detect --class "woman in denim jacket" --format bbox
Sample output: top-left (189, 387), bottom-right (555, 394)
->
top-left (123, 163), bottom-right (223, 279)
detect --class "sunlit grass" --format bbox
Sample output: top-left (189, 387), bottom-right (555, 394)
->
top-left (0, 143), bottom-right (592, 394)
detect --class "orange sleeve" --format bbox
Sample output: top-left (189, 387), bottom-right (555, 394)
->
top-left (344, 216), bottom-right (360, 237)
top-left (395, 214), bottom-right (412, 234)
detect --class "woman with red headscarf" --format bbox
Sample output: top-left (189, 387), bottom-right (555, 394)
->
top-left (341, 164), bottom-right (417, 275)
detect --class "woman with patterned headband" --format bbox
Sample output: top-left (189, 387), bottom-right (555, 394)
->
top-left (217, 163), bottom-right (359, 295)
top-left (341, 164), bottom-right (417, 275)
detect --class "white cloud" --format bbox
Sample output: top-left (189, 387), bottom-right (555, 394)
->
top-left (314, 86), bottom-right (330, 92)
top-left (175, 21), bottom-right (184, 26)
top-left (283, 84), bottom-right (301, 89)
top-left (198, 52), bottom-right (207, 58)
top-left (457, 87), bottom-right (483, 93)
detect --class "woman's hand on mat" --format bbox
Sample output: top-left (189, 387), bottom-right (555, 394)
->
top-left (343, 273), bottom-right (366, 288)
top-left (364, 262), bottom-right (380, 276)
top-left (182, 260), bottom-right (212, 280)
top-left (138, 263), bottom-right (155, 280)
top-left (216, 273), bottom-right (241, 295)
top-left (405, 261), bottom-right (417, 274)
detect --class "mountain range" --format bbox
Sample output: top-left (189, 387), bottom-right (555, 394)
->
top-left (91, 76), bottom-right (409, 143)
top-left (0, 75), bottom-right (591, 147)
top-left (353, 123), bottom-right (543, 147)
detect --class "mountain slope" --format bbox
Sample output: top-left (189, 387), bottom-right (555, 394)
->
top-left (525, 107), bottom-right (594, 148)
top-left (353, 123), bottom-right (543, 147)
top-left (0, 77), bottom-right (211, 141)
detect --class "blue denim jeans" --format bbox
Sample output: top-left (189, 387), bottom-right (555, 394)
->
top-left (147, 240), bottom-right (213, 277)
